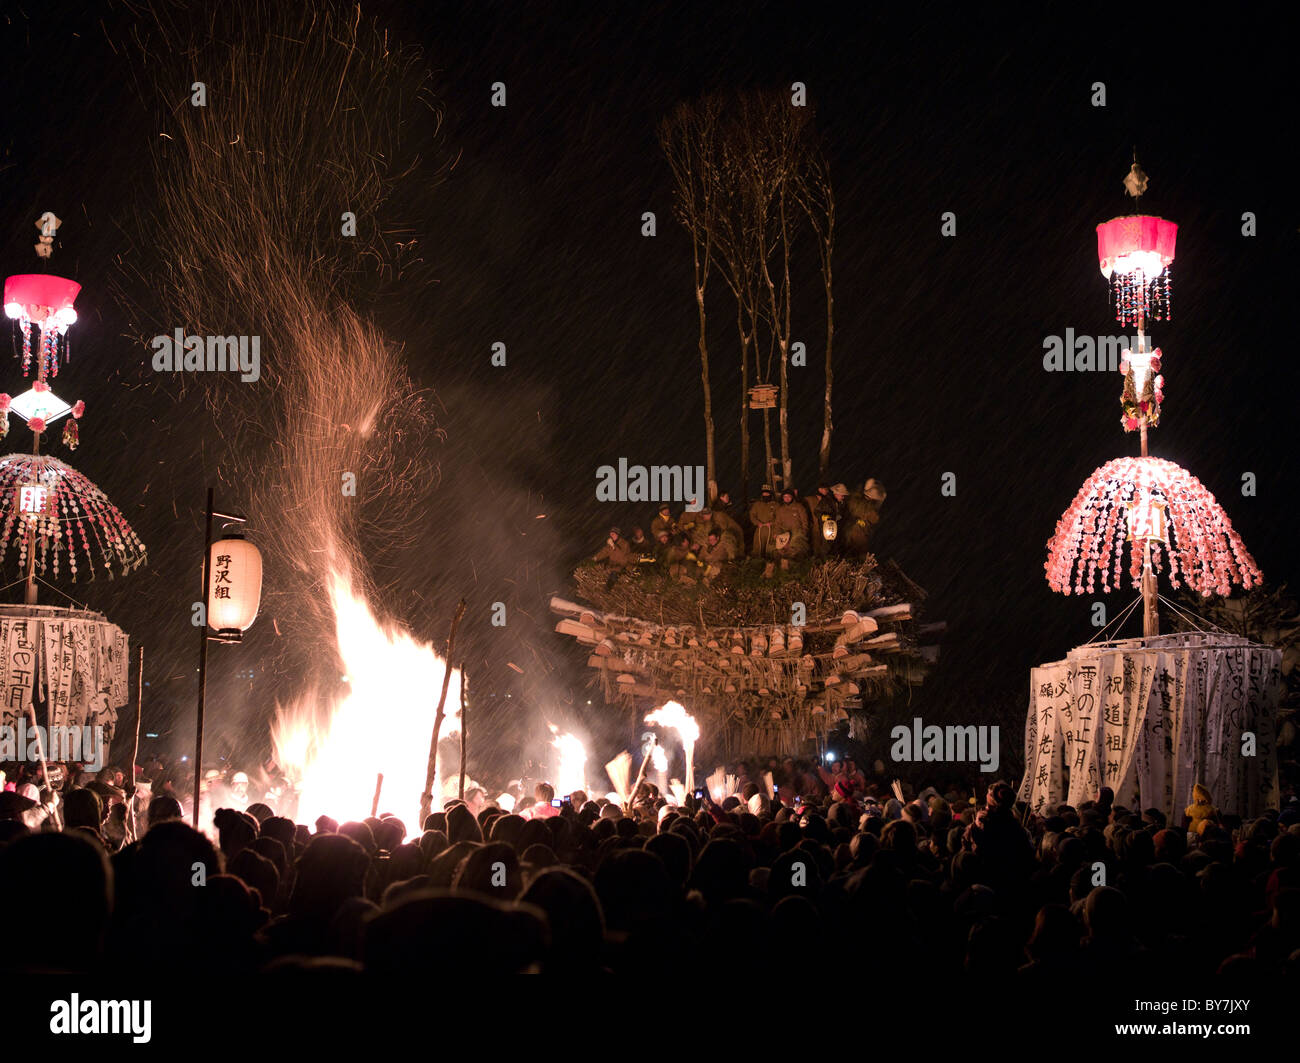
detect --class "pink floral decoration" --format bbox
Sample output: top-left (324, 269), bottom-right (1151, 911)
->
top-left (72, 400), bottom-right (85, 419)
top-left (28, 417), bottom-right (45, 434)
top-left (1045, 456), bottom-right (1262, 598)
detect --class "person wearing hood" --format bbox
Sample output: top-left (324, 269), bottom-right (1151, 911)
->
top-left (748, 486), bottom-right (778, 558)
top-left (844, 479), bottom-right (886, 555)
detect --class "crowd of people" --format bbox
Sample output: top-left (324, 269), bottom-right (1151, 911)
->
top-left (3, 743), bottom-right (1298, 980)
top-left (592, 479), bottom-right (888, 581)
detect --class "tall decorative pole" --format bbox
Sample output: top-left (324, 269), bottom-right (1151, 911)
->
top-left (1046, 162), bottom-right (1261, 629)
top-left (3, 212), bottom-right (87, 603)
top-left (1095, 160), bottom-right (1176, 636)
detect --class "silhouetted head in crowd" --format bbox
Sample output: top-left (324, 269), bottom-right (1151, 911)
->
top-left (339, 820), bottom-right (375, 855)
top-left (62, 787), bottom-right (103, 832)
top-left (147, 795), bottom-right (183, 829)
top-left (0, 831), bottom-right (111, 971)
top-left (454, 841), bottom-right (521, 899)
top-left (446, 803), bottom-right (483, 844)
top-left (363, 891), bottom-right (548, 975)
top-left (521, 867), bottom-right (606, 972)
top-left (289, 833), bottom-right (370, 922)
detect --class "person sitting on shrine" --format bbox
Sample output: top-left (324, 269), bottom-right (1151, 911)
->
top-left (709, 498), bottom-right (745, 557)
top-left (676, 504), bottom-right (701, 546)
top-left (749, 486), bottom-right (778, 558)
top-left (664, 532), bottom-right (700, 584)
top-left (651, 504), bottom-right (676, 542)
top-left (653, 530), bottom-right (673, 565)
top-left (699, 529), bottom-right (733, 581)
top-left (627, 526), bottom-right (654, 561)
top-left (775, 488), bottom-right (810, 543)
top-left (810, 484), bottom-right (843, 557)
top-left (592, 526), bottom-right (633, 568)
top-left (688, 507), bottom-right (714, 550)
top-left (844, 479), bottom-right (886, 555)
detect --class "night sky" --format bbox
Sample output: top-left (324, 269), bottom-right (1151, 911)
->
top-left (1, 3), bottom-right (1294, 778)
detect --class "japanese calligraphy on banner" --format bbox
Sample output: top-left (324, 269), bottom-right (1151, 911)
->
top-left (1019, 635), bottom-right (1281, 820)
top-left (0, 614), bottom-right (129, 742)
top-left (0, 618), bottom-right (40, 734)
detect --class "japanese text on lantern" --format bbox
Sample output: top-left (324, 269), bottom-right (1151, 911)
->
top-left (213, 553), bottom-right (233, 600)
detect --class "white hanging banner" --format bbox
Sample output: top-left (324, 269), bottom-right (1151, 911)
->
top-left (1020, 635), bottom-right (1281, 820)
top-left (0, 613), bottom-right (129, 747)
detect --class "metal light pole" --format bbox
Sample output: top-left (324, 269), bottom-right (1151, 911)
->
top-left (193, 487), bottom-right (249, 827)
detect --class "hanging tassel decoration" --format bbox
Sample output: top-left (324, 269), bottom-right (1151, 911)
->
top-left (63, 400), bottom-right (84, 450)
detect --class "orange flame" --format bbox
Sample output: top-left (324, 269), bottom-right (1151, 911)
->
top-left (271, 566), bottom-right (462, 835)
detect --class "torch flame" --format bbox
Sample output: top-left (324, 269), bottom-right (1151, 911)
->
top-left (645, 700), bottom-right (699, 792)
top-left (547, 724), bottom-right (589, 798)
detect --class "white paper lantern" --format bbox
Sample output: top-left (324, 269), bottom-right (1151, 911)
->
top-left (207, 534), bottom-right (262, 641)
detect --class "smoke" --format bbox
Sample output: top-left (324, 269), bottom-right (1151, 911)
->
top-left (111, 0), bottom-right (450, 701)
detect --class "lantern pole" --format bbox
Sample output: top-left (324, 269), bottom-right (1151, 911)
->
top-left (1141, 536), bottom-right (1158, 638)
top-left (1136, 302), bottom-right (1150, 459)
top-left (193, 487), bottom-right (248, 828)
top-left (23, 430), bottom-right (40, 605)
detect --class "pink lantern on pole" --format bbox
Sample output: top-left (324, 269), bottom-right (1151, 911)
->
top-left (1096, 215), bottom-right (1177, 327)
top-left (4, 272), bottom-right (80, 379)
top-left (1045, 456), bottom-right (1261, 599)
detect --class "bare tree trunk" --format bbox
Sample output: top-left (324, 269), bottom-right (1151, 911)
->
top-left (762, 406), bottom-right (774, 489)
top-left (660, 99), bottom-right (720, 507)
top-left (818, 242), bottom-right (834, 482)
top-left (737, 302), bottom-right (750, 502)
top-left (696, 276), bottom-right (717, 504)
top-left (777, 190), bottom-right (793, 488)
top-left (795, 153), bottom-right (835, 484)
